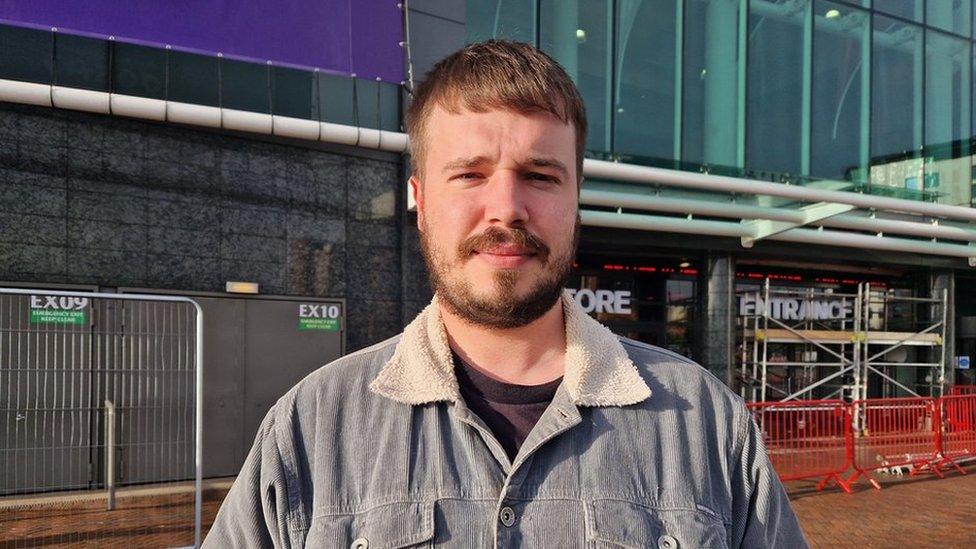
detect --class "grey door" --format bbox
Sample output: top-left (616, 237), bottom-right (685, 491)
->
top-left (243, 298), bottom-right (344, 448)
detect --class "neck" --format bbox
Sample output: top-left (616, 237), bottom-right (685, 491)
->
top-left (440, 295), bottom-right (567, 386)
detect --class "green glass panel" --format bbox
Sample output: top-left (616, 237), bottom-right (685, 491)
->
top-left (0, 24), bottom-right (53, 84)
top-left (873, 0), bottom-right (923, 22)
top-left (272, 66), bottom-right (315, 119)
top-left (378, 82), bottom-right (401, 132)
top-left (466, 0), bottom-right (537, 43)
top-left (540, 0), bottom-right (611, 153)
top-left (746, 0), bottom-right (807, 177)
top-left (923, 30), bottom-right (971, 205)
top-left (614, 0), bottom-right (678, 161)
top-left (871, 16), bottom-right (924, 196)
top-left (168, 51), bottom-right (219, 106)
top-left (355, 78), bottom-right (380, 129)
top-left (810, 1), bottom-right (869, 183)
top-left (318, 73), bottom-right (355, 125)
top-left (871, 15), bottom-right (923, 158)
top-left (111, 42), bottom-right (166, 99)
top-left (682, 0), bottom-right (742, 170)
top-left (220, 58), bottom-right (270, 113)
top-left (54, 33), bottom-right (109, 91)
top-left (927, 0), bottom-right (970, 37)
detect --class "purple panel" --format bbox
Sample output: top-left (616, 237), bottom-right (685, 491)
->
top-left (0, 0), bottom-right (404, 82)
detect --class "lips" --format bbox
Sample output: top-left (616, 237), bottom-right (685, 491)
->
top-left (476, 244), bottom-right (536, 256)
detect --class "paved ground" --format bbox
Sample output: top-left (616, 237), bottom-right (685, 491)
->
top-left (787, 464), bottom-right (976, 548)
top-left (3, 469), bottom-right (975, 547)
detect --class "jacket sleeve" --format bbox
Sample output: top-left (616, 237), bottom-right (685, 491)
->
top-left (729, 406), bottom-right (809, 548)
top-left (204, 405), bottom-right (294, 548)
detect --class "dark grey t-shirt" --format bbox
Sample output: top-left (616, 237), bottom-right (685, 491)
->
top-left (453, 353), bottom-right (563, 461)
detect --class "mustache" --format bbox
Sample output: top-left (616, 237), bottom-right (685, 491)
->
top-left (457, 226), bottom-right (550, 262)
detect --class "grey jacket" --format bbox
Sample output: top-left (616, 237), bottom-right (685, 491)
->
top-left (205, 291), bottom-right (807, 548)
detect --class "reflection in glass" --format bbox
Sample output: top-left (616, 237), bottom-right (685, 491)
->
top-left (614, 0), bottom-right (678, 161)
top-left (746, 0), bottom-right (808, 177)
top-left (871, 16), bottom-right (923, 164)
top-left (927, 0), bottom-right (970, 37)
top-left (811, 1), bottom-right (869, 183)
top-left (540, 0), bottom-right (611, 152)
top-left (112, 42), bottom-right (166, 99)
top-left (220, 58), bottom-right (270, 113)
top-left (0, 25), bottom-right (53, 84)
top-left (467, 0), bottom-right (537, 44)
top-left (924, 30), bottom-right (971, 206)
top-left (683, 0), bottom-right (742, 171)
top-left (54, 33), bottom-right (109, 91)
top-left (873, 0), bottom-right (922, 22)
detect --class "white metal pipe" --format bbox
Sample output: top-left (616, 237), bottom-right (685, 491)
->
top-left (581, 188), bottom-right (976, 242)
top-left (582, 209), bottom-right (976, 258)
top-left (585, 158), bottom-right (976, 222)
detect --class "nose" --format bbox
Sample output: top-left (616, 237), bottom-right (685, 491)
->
top-left (483, 170), bottom-right (529, 227)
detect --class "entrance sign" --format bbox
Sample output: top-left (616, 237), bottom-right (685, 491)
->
top-left (567, 289), bottom-right (632, 314)
top-left (29, 295), bottom-right (89, 325)
top-left (738, 294), bottom-right (851, 321)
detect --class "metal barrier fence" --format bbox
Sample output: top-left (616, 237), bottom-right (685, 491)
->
top-left (848, 397), bottom-right (940, 489)
top-left (747, 400), bottom-right (852, 493)
top-left (948, 385), bottom-right (976, 395)
top-left (937, 395), bottom-right (976, 474)
top-left (0, 288), bottom-right (203, 548)
top-left (753, 395), bottom-right (976, 493)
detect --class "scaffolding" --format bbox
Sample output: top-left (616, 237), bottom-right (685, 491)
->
top-left (739, 279), bottom-right (947, 404)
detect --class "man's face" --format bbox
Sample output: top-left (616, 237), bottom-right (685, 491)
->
top-left (412, 105), bottom-right (580, 329)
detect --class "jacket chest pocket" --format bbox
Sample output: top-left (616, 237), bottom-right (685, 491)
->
top-left (305, 501), bottom-right (435, 549)
top-left (585, 499), bottom-right (729, 549)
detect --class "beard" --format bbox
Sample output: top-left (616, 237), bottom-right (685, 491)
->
top-left (419, 218), bottom-right (580, 329)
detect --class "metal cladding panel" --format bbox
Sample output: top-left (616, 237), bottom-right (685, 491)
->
top-left (0, 0), bottom-right (404, 82)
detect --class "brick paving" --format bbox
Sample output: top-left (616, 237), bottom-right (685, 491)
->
top-left (3, 469), bottom-right (976, 547)
top-left (0, 480), bottom-right (230, 548)
top-left (787, 464), bottom-right (976, 548)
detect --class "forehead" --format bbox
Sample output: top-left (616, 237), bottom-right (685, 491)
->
top-left (423, 105), bottom-right (575, 168)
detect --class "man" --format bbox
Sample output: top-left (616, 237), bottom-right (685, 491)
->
top-left (205, 40), bottom-right (806, 548)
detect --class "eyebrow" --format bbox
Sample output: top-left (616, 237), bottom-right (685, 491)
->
top-left (441, 155), bottom-right (568, 177)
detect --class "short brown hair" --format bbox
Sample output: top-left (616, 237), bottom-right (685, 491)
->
top-left (406, 40), bottom-right (587, 180)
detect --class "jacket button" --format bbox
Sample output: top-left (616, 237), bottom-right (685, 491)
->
top-left (499, 506), bottom-right (517, 527)
top-left (350, 537), bottom-right (368, 549)
top-left (658, 534), bottom-right (678, 549)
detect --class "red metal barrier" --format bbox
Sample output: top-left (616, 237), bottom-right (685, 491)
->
top-left (747, 400), bottom-right (852, 493)
top-left (848, 397), bottom-right (940, 489)
top-left (948, 385), bottom-right (976, 396)
top-left (936, 395), bottom-right (976, 474)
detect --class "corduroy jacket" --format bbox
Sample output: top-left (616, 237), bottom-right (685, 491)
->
top-left (204, 291), bottom-right (807, 548)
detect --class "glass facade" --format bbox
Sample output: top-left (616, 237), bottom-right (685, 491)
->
top-left (0, 24), bottom-right (401, 131)
top-left (468, 0), bottom-right (976, 206)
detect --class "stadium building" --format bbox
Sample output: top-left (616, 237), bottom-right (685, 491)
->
top-left (3, 0), bottom-right (976, 481)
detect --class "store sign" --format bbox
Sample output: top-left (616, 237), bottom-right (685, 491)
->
top-left (298, 303), bottom-right (341, 331)
top-left (29, 295), bottom-right (88, 325)
top-left (738, 294), bottom-right (851, 321)
top-left (567, 289), bottom-right (632, 314)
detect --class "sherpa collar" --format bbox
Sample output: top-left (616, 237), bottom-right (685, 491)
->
top-left (369, 289), bottom-right (652, 407)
